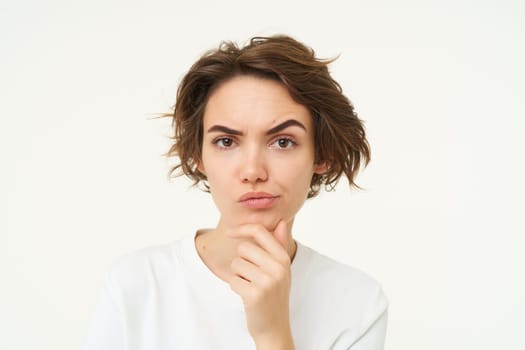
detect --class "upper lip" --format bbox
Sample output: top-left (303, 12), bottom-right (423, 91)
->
top-left (238, 192), bottom-right (277, 202)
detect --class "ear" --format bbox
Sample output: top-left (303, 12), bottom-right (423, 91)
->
top-left (313, 161), bottom-right (329, 175)
top-left (196, 159), bottom-right (206, 175)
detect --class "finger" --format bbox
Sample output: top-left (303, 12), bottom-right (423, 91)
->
top-left (231, 256), bottom-right (268, 283)
top-left (229, 273), bottom-right (272, 309)
top-left (272, 220), bottom-right (289, 252)
top-left (229, 273), bottom-right (251, 299)
top-left (237, 241), bottom-right (286, 275)
top-left (226, 224), bottom-right (289, 263)
top-left (237, 241), bottom-right (270, 266)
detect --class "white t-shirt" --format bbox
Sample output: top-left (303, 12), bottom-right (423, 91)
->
top-left (84, 233), bottom-right (388, 350)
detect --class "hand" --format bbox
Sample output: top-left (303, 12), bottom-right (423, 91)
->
top-left (226, 220), bottom-right (295, 349)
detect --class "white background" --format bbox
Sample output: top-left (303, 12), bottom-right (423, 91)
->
top-left (2, 1), bottom-right (524, 349)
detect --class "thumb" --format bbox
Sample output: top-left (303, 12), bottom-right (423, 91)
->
top-left (272, 220), bottom-right (289, 251)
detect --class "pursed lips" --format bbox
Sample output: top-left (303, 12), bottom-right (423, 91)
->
top-left (238, 192), bottom-right (279, 209)
top-left (238, 192), bottom-right (276, 201)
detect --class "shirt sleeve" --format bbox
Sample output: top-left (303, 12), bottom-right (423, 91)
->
top-left (349, 308), bottom-right (388, 350)
top-left (330, 284), bottom-right (389, 350)
top-left (348, 285), bottom-right (389, 350)
top-left (84, 273), bottom-right (126, 350)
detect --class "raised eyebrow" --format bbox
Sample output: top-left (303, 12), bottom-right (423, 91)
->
top-left (206, 119), bottom-right (306, 136)
top-left (266, 119), bottom-right (307, 135)
top-left (206, 125), bottom-right (243, 136)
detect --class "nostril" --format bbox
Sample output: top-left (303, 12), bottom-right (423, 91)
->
top-left (240, 163), bottom-right (268, 183)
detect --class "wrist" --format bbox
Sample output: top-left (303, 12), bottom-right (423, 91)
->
top-left (254, 330), bottom-right (295, 350)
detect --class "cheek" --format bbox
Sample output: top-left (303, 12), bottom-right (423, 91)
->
top-left (278, 159), bottom-right (315, 192)
top-left (201, 155), bottom-right (234, 191)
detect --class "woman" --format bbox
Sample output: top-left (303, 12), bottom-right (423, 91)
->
top-left (85, 35), bottom-right (388, 350)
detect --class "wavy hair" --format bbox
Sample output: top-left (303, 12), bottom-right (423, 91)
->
top-left (164, 35), bottom-right (370, 198)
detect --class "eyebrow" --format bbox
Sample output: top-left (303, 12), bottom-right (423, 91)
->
top-left (206, 119), bottom-right (307, 135)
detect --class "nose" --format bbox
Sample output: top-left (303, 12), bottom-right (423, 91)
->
top-left (239, 145), bottom-right (268, 184)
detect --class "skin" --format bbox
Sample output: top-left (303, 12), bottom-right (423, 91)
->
top-left (196, 75), bottom-right (327, 350)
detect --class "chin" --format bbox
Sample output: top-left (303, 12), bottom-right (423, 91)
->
top-left (234, 211), bottom-right (283, 231)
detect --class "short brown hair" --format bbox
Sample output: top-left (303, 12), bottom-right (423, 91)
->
top-left (164, 35), bottom-right (370, 198)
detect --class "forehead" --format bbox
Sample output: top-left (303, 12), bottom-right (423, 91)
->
top-left (203, 75), bottom-right (312, 130)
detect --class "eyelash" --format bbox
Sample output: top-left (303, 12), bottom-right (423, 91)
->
top-left (213, 137), bottom-right (236, 149)
top-left (271, 137), bottom-right (297, 149)
top-left (212, 136), bottom-right (297, 150)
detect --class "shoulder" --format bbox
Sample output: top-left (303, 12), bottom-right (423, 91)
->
top-left (103, 240), bottom-right (182, 297)
top-left (294, 242), bottom-right (388, 325)
top-left (298, 243), bottom-right (386, 292)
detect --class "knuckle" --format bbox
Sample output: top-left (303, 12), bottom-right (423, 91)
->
top-left (252, 230), bottom-right (263, 242)
top-left (259, 274), bottom-right (273, 289)
top-left (230, 257), bottom-right (242, 270)
top-left (277, 253), bottom-right (290, 265)
top-left (237, 241), bottom-right (251, 255)
top-left (275, 264), bottom-right (289, 280)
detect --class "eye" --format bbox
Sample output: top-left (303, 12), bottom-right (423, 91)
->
top-left (213, 137), bottom-right (236, 149)
top-left (271, 137), bottom-right (297, 149)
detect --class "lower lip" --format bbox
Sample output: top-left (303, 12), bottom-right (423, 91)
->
top-left (240, 197), bottom-right (278, 209)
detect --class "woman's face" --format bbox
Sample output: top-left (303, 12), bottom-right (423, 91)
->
top-left (199, 75), bottom-right (326, 231)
